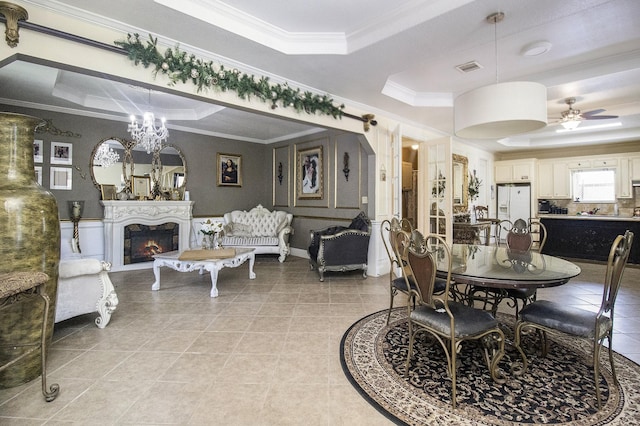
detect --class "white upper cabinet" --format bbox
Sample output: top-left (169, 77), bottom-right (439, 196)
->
top-left (537, 161), bottom-right (570, 199)
top-left (495, 160), bottom-right (534, 183)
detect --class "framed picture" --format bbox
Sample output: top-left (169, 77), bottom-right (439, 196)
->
top-left (217, 153), bottom-right (242, 187)
top-left (33, 140), bottom-right (43, 163)
top-left (132, 175), bottom-right (151, 199)
top-left (50, 167), bottom-right (72, 190)
top-left (173, 172), bottom-right (185, 188)
top-left (34, 166), bottom-right (42, 185)
top-left (100, 184), bottom-right (117, 200)
top-left (50, 141), bottom-right (72, 165)
top-left (297, 146), bottom-right (323, 199)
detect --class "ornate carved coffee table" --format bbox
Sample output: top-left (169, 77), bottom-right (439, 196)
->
top-left (152, 248), bottom-right (256, 297)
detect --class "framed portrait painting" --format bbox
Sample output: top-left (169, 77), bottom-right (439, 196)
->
top-left (297, 146), bottom-right (323, 200)
top-left (217, 153), bottom-right (242, 187)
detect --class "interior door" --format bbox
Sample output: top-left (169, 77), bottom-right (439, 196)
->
top-left (418, 137), bottom-right (452, 242)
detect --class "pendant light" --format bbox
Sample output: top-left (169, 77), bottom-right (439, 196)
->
top-left (454, 12), bottom-right (547, 139)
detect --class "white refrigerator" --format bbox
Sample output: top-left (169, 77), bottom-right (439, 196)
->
top-left (497, 183), bottom-right (531, 224)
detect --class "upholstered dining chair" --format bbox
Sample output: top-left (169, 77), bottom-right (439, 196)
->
top-left (474, 218), bottom-right (538, 317)
top-left (401, 232), bottom-right (506, 409)
top-left (514, 230), bottom-right (634, 410)
top-left (381, 217), bottom-right (414, 324)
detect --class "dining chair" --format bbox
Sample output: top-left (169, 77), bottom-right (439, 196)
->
top-left (381, 220), bottom-right (448, 325)
top-left (381, 217), bottom-right (414, 324)
top-left (401, 232), bottom-right (506, 409)
top-left (528, 218), bottom-right (547, 252)
top-left (492, 219), bottom-right (513, 247)
top-left (514, 230), bottom-right (634, 410)
top-left (474, 205), bottom-right (489, 221)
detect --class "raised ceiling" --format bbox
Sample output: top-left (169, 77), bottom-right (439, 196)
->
top-left (1, 0), bottom-right (639, 152)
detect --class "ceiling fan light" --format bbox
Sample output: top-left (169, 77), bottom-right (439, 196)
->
top-left (454, 81), bottom-right (548, 139)
top-left (560, 119), bottom-right (581, 130)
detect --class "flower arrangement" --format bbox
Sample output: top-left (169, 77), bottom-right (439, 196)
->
top-left (200, 219), bottom-right (223, 236)
top-left (201, 220), bottom-right (224, 250)
top-left (468, 169), bottom-right (482, 202)
top-left (432, 171), bottom-right (446, 198)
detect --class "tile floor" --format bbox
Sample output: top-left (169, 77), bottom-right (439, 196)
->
top-left (1, 255), bottom-right (639, 425)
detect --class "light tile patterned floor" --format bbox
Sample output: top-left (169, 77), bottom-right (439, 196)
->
top-left (1, 255), bottom-right (639, 424)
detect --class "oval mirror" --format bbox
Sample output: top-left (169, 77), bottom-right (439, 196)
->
top-left (90, 137), bottom-right (134, 192)
top-left (91, 138), bottom-right (187, 199)
top-left (154, 144), bottom-right (187, 193)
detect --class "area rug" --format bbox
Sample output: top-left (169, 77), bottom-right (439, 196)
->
top-left (340, 308), bottom-right (640, 425)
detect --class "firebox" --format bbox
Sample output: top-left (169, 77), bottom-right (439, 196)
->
top-left (124, 223), bottom-right (179, 264)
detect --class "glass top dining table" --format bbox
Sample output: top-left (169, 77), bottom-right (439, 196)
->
top-left (437, 243), bottom-right (582, 290)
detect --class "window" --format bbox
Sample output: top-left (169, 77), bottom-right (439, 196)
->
top-left (571, 169), bottom-right (615, 202)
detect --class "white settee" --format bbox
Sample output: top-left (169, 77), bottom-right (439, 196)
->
top-left (221, 205), bottom-right (293, 262)
top-left (55, 258), bottom-right (118, 328)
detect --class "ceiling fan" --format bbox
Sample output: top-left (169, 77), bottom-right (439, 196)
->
top-left (557, 97), bottom-right (619, 130)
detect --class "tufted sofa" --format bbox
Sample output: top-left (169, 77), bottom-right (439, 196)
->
top-left (221, 205), bottom-right (294, 262)
top-left (55, 258), bottom-right (118, 328)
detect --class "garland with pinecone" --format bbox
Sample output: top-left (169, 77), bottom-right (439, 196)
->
top-left (115, 33), bottom-right (345, 119)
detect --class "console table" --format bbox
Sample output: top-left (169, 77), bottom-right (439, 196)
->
top-left (453, 221), bottom-right (492, 245)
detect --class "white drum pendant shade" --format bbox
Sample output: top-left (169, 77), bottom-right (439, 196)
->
top-left (454, 81), bottom-right (548, 139)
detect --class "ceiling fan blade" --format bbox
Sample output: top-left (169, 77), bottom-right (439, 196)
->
top-left (581, 108), bottom-right (605, 117)
top-left (583, 114), bottom-right (618, 120)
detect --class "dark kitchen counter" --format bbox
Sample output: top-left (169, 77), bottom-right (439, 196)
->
top-left (540, 216), bottom-right (639, 264)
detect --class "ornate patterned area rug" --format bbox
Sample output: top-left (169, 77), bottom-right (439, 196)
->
top-left (340, 309), bottom-right (640, 425)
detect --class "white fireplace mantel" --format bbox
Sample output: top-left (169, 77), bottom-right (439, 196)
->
top-left (101, 200), bottom-right (194, 271)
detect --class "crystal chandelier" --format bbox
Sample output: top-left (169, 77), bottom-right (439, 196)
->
top-left (93, 144), bottom-right (120, 168)
top-left (128, 111), bottom-right (168, 153)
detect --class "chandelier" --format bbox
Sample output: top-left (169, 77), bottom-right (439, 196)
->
top-left (128, 111), bottom-right (168, 153)
top-left (93, 144), bottom-right (120, 168)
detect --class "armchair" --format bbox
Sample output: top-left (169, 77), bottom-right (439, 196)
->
top-left (308, 212), bottom-right (371, 281)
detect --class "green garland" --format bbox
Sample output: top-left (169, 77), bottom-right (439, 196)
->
top-left (114, 33), bottom-right (345, 118)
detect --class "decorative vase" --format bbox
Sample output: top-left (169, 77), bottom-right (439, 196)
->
top-left (202, 233), bottom-right (215, 250)
top-left (0, 112), bottom-right (60, 388)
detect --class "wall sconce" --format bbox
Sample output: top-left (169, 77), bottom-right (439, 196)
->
top-left (277, 162), bottom-right (283, 185)
top-left (67, 200), bottom-right (84, 253)
top-left (380, 164), bottom-right (386, 182)
top-left (343, 152), bottom-right (350, 181)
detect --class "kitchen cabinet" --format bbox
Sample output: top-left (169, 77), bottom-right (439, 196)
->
top-left (592, 158), bottom-right (618, 168)
top-left (537, 161), bottom-right (569, 199)
top-left (540, 216), bottom-right (640, 264)
top-left (632, 157), bottom-right (640, 180)
top-left (618, 158), bottom-right (632, 198)
top-left (495, 160), bottom-right (534, 183)
top-left (567, 160), bottom-right (591, 169)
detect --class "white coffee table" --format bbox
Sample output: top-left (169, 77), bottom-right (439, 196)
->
top-left (151, 248), bottom-right (256, 297)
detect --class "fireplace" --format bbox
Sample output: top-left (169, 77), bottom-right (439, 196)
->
top-left (124, 223), bottom-right (179, 264)
top-left (101, 200), bottom-right (193, 271)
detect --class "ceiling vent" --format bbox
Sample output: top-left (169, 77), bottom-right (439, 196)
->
top-left (455, 61), bottom-right (483, 73)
